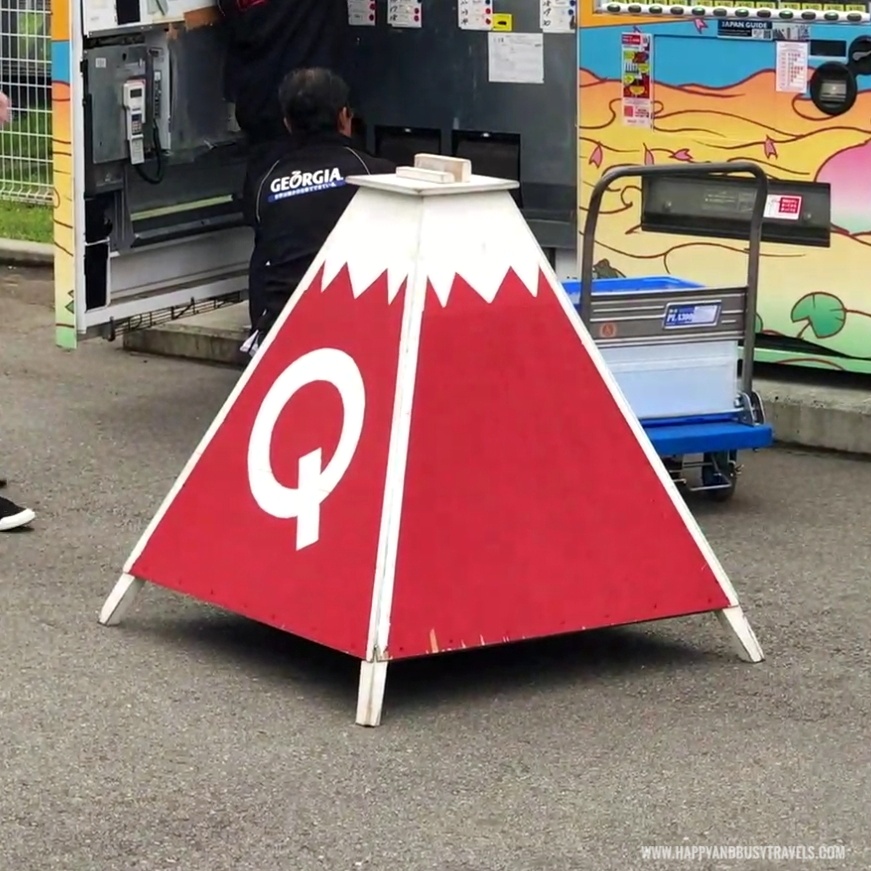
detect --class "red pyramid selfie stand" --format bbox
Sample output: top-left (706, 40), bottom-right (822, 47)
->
top-left (99, 155), bottom-right (763, 727)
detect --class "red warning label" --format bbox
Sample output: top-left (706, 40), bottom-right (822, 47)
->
top-left (764, 194), bottom-right (802, 221)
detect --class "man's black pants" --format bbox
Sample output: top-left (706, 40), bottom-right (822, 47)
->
top-left (242, 136), bottom-right (286, 328)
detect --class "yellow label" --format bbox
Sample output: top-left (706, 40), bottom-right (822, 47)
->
top-left (844, 3), bottom-right (866, 8)
top-left (492, 12), bottom-right (513, 30)
top-left (823, 4), bottom-right (847, 9)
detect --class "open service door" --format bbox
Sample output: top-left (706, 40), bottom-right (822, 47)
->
top-left (52, 0), bottom-right (249, 349)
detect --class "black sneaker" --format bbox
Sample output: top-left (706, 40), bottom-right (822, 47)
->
top-left (0, 495), bottom-right (35, 531)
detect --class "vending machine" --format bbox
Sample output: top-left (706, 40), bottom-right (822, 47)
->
top-left (49, 0), bottom-right (578, 349)
top-left (578, 0), bottom-right (871, 373)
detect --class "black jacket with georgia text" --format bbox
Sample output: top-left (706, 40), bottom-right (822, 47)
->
top-left (250, 131), bottom-right (395, 336)
top-left (217, 0), bottom-right (347, 144)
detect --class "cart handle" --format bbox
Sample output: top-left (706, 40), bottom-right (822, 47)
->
top-left (580, 161), bottom-right (769, 397)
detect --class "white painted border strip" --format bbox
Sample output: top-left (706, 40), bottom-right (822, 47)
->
top-left (364, 202), bottom-right (428, 664)
top-left (596, 2), bottom-right (870, 21)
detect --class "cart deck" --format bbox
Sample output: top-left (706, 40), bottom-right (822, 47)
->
top-left (641, 416), bottom-right (773, 456)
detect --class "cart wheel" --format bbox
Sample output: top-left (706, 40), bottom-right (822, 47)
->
top-left (662, 456), bottom-right (686, 492)
top-left (701, 451), bottom-right (737, 502)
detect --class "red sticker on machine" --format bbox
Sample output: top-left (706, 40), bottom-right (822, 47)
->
top-left (764, 194), bottom-right (802, 221)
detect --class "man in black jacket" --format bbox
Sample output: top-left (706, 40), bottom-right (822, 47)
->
top-left (242, 68), bottom-right (395, 356)
top-left (218, 0), bottom-right (347, 227)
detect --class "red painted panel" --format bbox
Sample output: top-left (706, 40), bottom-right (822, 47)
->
top-left (388, 270), bottom-right (730, 660)
top-left (130, 267), bottom-right (404, 658)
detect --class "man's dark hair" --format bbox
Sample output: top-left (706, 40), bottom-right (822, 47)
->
top-left (278, 68), bottom-right (351, 136)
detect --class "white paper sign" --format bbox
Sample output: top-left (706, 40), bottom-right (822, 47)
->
top-left (348, 0), bottom-right (376, 26)
top-left (83, 0), bottom-right (118, 33)
top-left (459, 0), bottom-right (493, 30)
top-left (540, 0), bottom-right (576, 33)
top-left (146, 0), bottom-right (217, 16)
top-left (776, 41), bottom-right (808, 93)
top-left (488, 33), bottom-right (545, 84)
top-left (388, 0), bottom-right (422, 28)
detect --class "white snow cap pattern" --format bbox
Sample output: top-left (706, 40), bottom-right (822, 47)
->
top-left (314, 174), bottom-right (546, 306)
top-left (317, 186), bottom-right (418, 302)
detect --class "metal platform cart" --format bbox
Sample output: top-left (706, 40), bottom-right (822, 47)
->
top-left (568, 161), bottom-right (773, 501)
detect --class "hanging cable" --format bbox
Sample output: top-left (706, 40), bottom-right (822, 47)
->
top-left (134, 126), bottom-right (166, 185)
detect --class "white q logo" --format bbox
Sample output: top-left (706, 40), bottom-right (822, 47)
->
top-left (247, 348), bottom-right (366, 551)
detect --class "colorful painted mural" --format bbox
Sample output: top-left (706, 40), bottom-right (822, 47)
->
top-left (51, 0), bottom-right (76, 349)
top-left (578, 3), bottom-right (871, 372)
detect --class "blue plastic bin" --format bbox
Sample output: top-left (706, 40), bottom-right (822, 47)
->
top-left (560, 274), bottom-right (774, 459)
top-left (562, 275), bottom-right (704, 306)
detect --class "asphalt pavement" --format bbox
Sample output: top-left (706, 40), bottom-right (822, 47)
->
top-left (2, 267), bottom-right (869, 871)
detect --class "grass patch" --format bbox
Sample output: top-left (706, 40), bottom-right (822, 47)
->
top-left (0, 200), bottom-right (52, 243)
top-left (0, 109), bottom-right (53, 243)
top-left (0, 109), bottom-right (51, 180)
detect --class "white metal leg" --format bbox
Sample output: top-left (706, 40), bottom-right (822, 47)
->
top-left (98, 573), bottom-right (145, 626)
top-left (355, 659), bottom-right (388, 727)
top-left (716, 605), bottom-right (764, 663)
